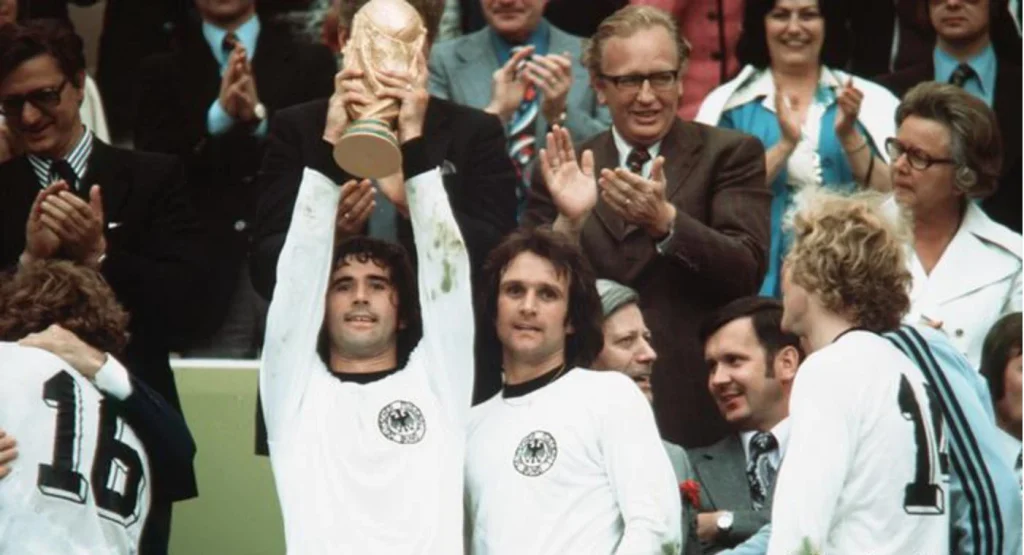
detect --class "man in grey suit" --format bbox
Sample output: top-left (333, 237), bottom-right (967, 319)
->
top-left (593, 278), bottom-right (700, 555)
top-left (428, 0), bottom-right (610, 212)
top-left (688, 297), bottom-right (803, 554)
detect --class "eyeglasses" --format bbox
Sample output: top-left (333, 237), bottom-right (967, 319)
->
top-left (885, 138), bottom-right (956, 171)
top-left (598, 70), bottom-right (679, 92)
top-left (0, 80), bottom-right (68, 117)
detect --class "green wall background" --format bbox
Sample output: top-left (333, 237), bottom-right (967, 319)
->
top-left (169, 364), bottom-right (285, 554)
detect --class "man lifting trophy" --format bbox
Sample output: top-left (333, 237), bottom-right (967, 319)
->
top-left (324, 0), bottom-right (426, 178)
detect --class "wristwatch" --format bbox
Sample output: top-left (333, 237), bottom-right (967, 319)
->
top-left (253, 102), bottom-right (267, 121)
top-left (716, 511), bottom-right (734, 534)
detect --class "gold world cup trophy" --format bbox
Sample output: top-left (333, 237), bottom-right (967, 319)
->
top-left (329, 0), bottom-right (426, 178)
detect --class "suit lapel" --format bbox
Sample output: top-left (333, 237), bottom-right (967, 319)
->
top-left (660, 119), bottom-right (701, 200)
top-left (694, 435), bottom-right (753, 511)
top-left (252, 26), bottom-right (294, 113)
top-left (81, 141), bottom-right (132, 221)
top-left (591, 131), bottom-right (628, 241)
top-left (454, 30), bottom-right (501, 111)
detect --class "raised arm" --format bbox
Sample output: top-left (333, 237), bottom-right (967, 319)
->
top-left (403, 137), bottom-right (475, 424)
top-left (259, 167), bottom-right (340, 442)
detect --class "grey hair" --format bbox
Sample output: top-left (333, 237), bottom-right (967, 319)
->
top-left (895, 81), bottom-right (1003, 198)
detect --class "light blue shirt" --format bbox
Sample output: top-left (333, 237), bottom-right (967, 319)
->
top-left (934, 44), bottom-right (997, 107)
top-left (203, 14), bottom-right (268, 137)
top-left (721, 326), bottom-right (1024, 555)
top-left (718, 69), bottom-right (874, 298)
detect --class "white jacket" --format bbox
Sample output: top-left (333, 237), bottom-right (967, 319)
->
top-left (906, 202), bottom-right (1023, 368)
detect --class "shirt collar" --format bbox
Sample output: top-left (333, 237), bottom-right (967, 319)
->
top-left (611, 125), bottom-right (662, 176)
top-left (934, 43), bottom-right (996, 94)
top-left (739, 417), bottom-right (791, 463)
top-left (202, 13), bottom-right (261, 69)
top-left (489, 18), bottom-right (551, 64)
top-left (27, 127), bottom-right (94, 189)
top-left (725, 66), bottom-right (842, 113)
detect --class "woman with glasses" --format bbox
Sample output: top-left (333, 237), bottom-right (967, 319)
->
top-left (695, 0), bottom-right (899, 297)
top-left (889, 82), bottom-right (1021, 369)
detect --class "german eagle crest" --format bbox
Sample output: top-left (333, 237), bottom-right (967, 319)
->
top-left (377, 400), bottom-right (426, 444)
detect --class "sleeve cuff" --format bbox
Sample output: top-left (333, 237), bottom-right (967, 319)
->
top-left (655, 218), bottom-right (677, 254)
top-left (253, 117), bottom-right (269, 138)
top-left (92, 355), bottom-right (134, 401)
top-left (207, 99), bottom-right (236, 136)
top-left (401, 137), bottom-right (434, 178)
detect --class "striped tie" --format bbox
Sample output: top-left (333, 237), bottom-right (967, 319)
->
top-left (949, 63), bottom-right (976, 88)
top-left (507, 46), bottom-right (538, 218)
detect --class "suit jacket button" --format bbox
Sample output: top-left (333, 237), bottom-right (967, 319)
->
top-left (234, 220), bottom-right (247, 232)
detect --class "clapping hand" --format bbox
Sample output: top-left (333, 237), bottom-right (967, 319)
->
top-left (22, 181), bottom-right (67, 264)
top-left (218, 43), bottom-right (262, 124)
top-left (539, 125), bottom-right (597, 226)
top-left (598, 156), bottom-right (676, 238)
top-left (834, 77), bottom-right (864, 141)
top-left (38, 185), bottom-right (107, 268)
top-left (486, 46), bottom-right (534, 124)
top-left (522, 52), bottom-right (573, 124)
top-left (774, 87), bottom-right (803, 148)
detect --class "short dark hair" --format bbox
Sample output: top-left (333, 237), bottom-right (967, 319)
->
top-left (735, 0), bottom-right (849, 70)
top-left (0, 260), bottom-right (130, 356)
top-left (980, 312), bottom-right (1022, 402)
top-left (477, 227), bottom-right (604, 370)
top-left (335, 0), bottom-right (443, 45)
top-left (0, 19), bottom-right (86, 87)
top-left (699, 296), bottom-right (804, 375)
top-left (317, 236), bottom-right (422, 368)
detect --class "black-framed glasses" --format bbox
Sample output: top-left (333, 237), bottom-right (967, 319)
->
top-left (0, 80), bottom-right (68, 117)
top-left (885, 138), bottom-right (956, 171)
top-left (598, 70), bottom-right (679, 92)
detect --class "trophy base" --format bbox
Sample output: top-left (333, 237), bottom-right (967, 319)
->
top-left (333, 119), bottom-right (402, 179)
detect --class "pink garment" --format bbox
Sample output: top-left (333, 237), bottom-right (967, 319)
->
top-left (630, 0), bottom-right (743, 120)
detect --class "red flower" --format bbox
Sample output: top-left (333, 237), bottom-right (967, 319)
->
top-left (679, 480), bottom-right (700, 508)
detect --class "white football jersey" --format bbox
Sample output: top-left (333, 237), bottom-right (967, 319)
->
top-left (767, 331), bottom-right (949, 555)
top-left (260, 167), bottom-right (474, 554)
top-left (0, 343), bottom-right (151, 554)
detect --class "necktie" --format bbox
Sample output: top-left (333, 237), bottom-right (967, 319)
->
top-left (949, 63), bottom-right (977, 88)
top-left (50, 159), bottom-right (78, 190)
top-left (746, 431), bottom-right (779, 510)
top-left (507, 45), bottom-right (538, 219)
top-left (222, 32), bottom-right (239, 55)
top-left (626, 147), bottom-right (651, 176)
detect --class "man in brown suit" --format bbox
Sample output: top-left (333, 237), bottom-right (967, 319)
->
top-left (522, 5), bottom-right (770, 448)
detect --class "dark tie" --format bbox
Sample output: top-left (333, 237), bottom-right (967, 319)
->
top-left (222, 32), bottom-right (239, 55)
top-left (507, 45), bottom-right (538, 219)
top-left (626, 147), bottom-right (651, 176)
top-left (746, 432), bottom-right (779, 510)
top-left (50, 159), bottom-right (78, 190)
top-left (949, 63), bottom-right (977, 88)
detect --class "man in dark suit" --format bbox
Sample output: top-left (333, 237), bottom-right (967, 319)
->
top-left (249, 0), bottom-right (518, 452)
top-left (876, 0), bottom-right (1022, 232)
top-left (136, 0), bottom-right (336, 356)
top-left (0, 20), bottom-right (202, 552)
top-left (687, 297), bottom-right (801, 554)
top-left (522, 5), bottom-right (770, 448)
